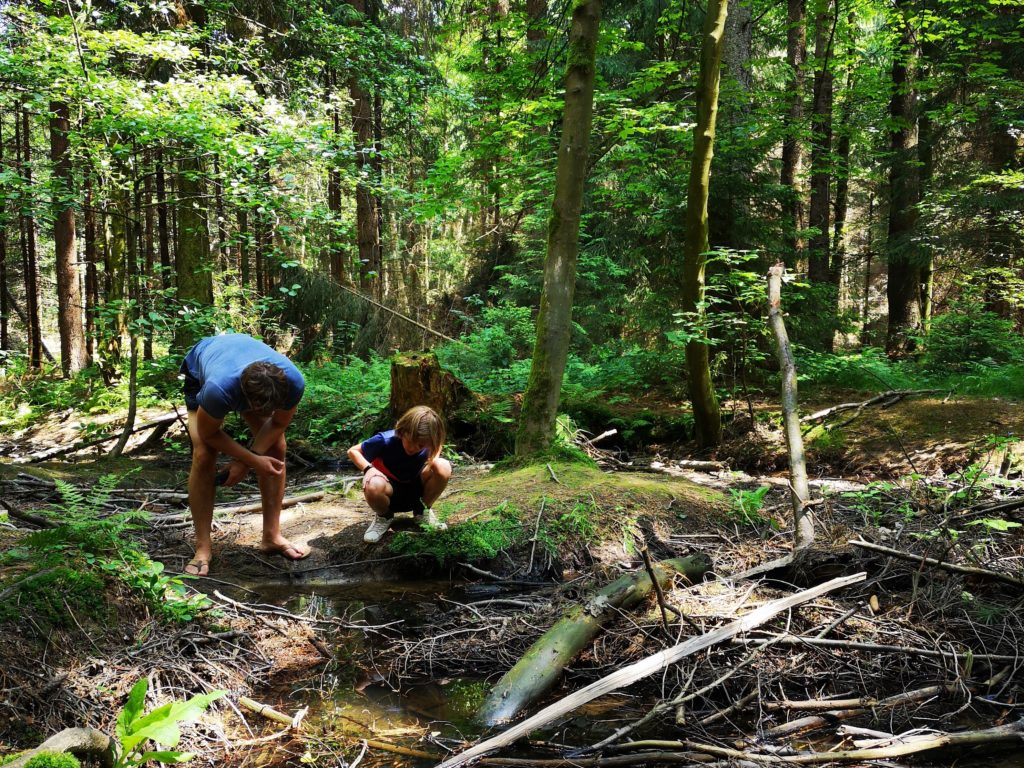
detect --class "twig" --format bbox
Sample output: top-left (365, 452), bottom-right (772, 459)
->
top-left (546, 463), bottom-right (561, 484)
top-left (526, 498), bottom-right (548, 575)
top-left (850, 538), bottom-right (1024, 589)
top-left (640, 546), bottom-right (674, 635)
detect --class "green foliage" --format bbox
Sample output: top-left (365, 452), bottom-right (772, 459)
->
top-left (389, 502), bottom-right (524, 563)
top-left (113, 677), bottom-right (224, 768)
top-left (290, 357), bottom-right (392, 449)
top-left (921, 298), bottom-right (1024, 372)
top-left (727, 485), bottom-right (777, 528)
top-left (23, 753), bottom-right (81, 768)
top-left (0, 474), bottom-right (211, 627)
top-left (795, 347), bottom-right (916, 391)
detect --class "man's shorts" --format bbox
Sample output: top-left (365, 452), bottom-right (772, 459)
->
top-left (181, 359), bottom-right (202, 413)
top-left (388, 476), bottom-right (425, 515)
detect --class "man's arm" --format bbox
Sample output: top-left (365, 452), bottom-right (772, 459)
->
top-left (196, 407), bottom-right (283, 477)
top-left (250, 405), bottom-right (297, 456)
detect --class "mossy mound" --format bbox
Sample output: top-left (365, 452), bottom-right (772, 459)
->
top-left (389, 461), bottom-right (727, 575)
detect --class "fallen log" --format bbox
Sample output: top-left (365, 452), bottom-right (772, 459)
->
top-left (438, 572), bottom-right (866, 768)
top-left (801, 389), bottom-right (941, 427)
top-left (850, 538), bottom-right (1024, 590)
top-left (476, 555), bottom-right (712, 726)
top-left (4, 727), bottom-right (113, 768)
top-left (16, 412), bottom-right (179, 464)
top-left (239, 696), bottom-right (307, 729)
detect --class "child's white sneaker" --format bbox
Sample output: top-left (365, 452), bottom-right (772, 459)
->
top-left (363, 516), bottom-right (392, 543)
top-left (421, 507), bottom-right (447, 531)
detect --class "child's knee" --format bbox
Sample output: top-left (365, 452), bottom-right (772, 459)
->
top-left (364, 475), bottom-right (391, 499)
top-left (431, 458), bottom-right (453, 482)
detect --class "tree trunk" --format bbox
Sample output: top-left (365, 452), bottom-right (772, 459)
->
top-left (84, 168), bottom-right (98, 365)
top-left (807, 0), bottom-right (834, 288)
top-left (681, 0), bottom-right (729, 449)
top-left (238, 208), bottom-right (250, 289)
top-left (349, 0), bottom-right (382, 295)
top-left (327, 71), bottom-right (346, 283)
top-left (18, 103), bottom-right (43, 369)
top-left (831, 10), bottom-right (856, 283)
top-left (477, 555), bottom-right (711, 725)
top-left (155, 147), bottom-right (172, 291)
top-left (0, 109), bottom-right (9, 352)
top-left (389, 351), bottom-right (472, 421)
top-left (780, 0), bottom-right (807, 264)
top-left (514, 0), bottom-right (601, 457)
top-left (173, 151), bottom-right (213, 351)
top-left (50, 100), bottom-right (87, 376)
top-left (143, 151), bottom-right (155, 360)
top-left (884, 0), bottom-right (922, 355)
top-left (767, 264), bottom-right (815, 550)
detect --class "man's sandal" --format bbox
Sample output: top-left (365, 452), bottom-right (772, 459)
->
top-left (184, 558), bottom-right (210, 577)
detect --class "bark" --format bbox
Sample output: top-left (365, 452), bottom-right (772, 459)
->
top-left (0, 109), bottom-right (8, 351)
top-left (780, 0), bottom-right (807, 263)
top-left (831, 11), bottom-right (856, 281)
top-left (807, 0), bottom-right (834, 287)
top-left (103, 186), bottom-right (127, 371)
top-left (155, 147), bottom-right (172, 290)
top-left (768, 263), bottom-right (815, 549)
top-left (50, 100), bottom-right (87, 376)
top-left (476, 555), bottom-right (711, 725)
top-left (884, 0), bottom-right (922, 355)
top-left (327, 71), bottom-right (345, 283)
top-left (389, 351), bottom-right (472, 421)
top-left (349, 0), bottom-right (382, 295)
top-left (143, 151), bottom-right (155, 360)
top-left (18, 102), bottom-right (43, 368)
top-left (238, 208), bottom-right (250, 288)
top-left (514, 0), bottom-right (601, 456)
top-left (173, 150), bottom-right (213, 350)
top-left (84, 169), bottom-right (97, 364)
top-left (680, 0), bottom-right (729, 449)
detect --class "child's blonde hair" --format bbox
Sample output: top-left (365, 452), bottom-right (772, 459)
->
top-left (395, 405), bottom-right (446, 462)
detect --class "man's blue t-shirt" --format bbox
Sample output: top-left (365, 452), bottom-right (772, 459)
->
top-left (181, 334), bottom-right (305, 419)
top-left (361, 430), bottom-right (428, 484)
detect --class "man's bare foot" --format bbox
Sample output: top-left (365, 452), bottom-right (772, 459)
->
top-left (184, 557), bottom-right (211, 576)
top-left (259, 538), bottom-right (309, 561)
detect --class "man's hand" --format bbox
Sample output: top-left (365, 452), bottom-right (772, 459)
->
top-left (223, 460), bottom-right (249, 487)
top-left (252, 454), bottom-right (285, 477)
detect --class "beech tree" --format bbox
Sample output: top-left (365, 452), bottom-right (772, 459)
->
top-left (515, 0), bottom-right (602, 457)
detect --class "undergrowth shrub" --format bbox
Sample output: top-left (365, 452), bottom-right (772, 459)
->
top-left (389, 502), bottom-right (524, 563)
top-left (795, 347), bottom-right (916, 391)
top-left (921, 299), bottom-right (1024, 371)
top-left (292, 356), bottom-right (391, 449)
top-left (0, 474), bottom-right (210, 627)
top-left (23, 753), bottom-right (81, 768)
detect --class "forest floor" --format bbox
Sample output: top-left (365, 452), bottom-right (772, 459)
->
top-left (2, 392), bottom-right (1024, 766)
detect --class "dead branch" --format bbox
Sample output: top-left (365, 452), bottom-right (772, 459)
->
top-left (683, 717), bottom-right (1024, 763)
top-left (767, 264), bottom-right (814, 550)
top-left (217, 491), bottom-right (325, 515)
top-left (801, 389), bottom-right (941, 427)
top-left (731, 634), bottom-right (1022, 664)
top-left (16, 412), bottom-right (179, 464)
top-left (851, 538), bottom-right (1024, 590)
top-left (0, 497), bottom-right (59, 528)
top-left (437, 572), bottom-right (866, 768)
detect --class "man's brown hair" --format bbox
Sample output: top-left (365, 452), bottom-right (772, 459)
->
top-left (240, 362), bottom-right (290, 416)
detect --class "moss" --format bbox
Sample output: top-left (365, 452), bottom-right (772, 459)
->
top-left (24, 753), bottom-right (82, 768)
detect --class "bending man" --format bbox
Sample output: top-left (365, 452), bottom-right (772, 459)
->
top-left (181, 333), bottom-right (308, 576)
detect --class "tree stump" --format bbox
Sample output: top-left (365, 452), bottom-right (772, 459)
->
top-left (389, 352), bottom-right (472, 421)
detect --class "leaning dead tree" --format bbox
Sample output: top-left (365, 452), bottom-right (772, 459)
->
top-left (767, 263), bottom-right (815, 551)
top-left (476, 554), bottom-right (711, 725)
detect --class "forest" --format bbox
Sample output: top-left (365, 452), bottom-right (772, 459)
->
top-left (1, 0), bottom-right (1023, 766)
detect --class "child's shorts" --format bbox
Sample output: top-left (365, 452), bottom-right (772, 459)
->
top-left (388, 477), bottom-right (425, 515)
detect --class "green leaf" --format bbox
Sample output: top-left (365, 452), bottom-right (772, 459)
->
top-left (116, 678), bottom-right (149, 740)
top-left (136, 750), bottom-right (195, 764)
top-left (965, 518), bottom-right (1022, 532)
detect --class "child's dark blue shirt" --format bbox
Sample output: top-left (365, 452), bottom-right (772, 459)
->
top-left (361, 430), bottom-right (428, 484)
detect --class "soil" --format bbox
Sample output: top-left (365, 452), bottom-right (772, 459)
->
top-left (2, 393), bottom-right (1023, 766)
